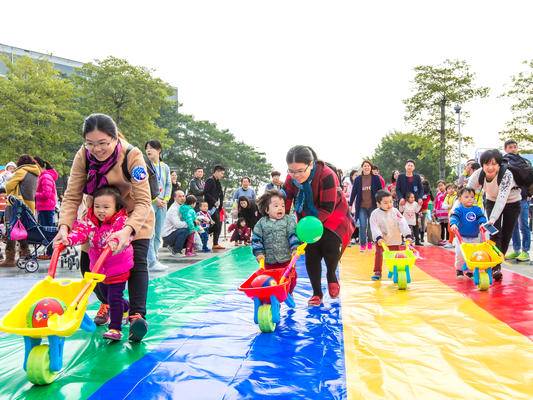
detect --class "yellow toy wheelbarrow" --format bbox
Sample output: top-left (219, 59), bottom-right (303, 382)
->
top-left (380, 242), bottom-right (419, 290)
top-left (455, 229), bottom-right (505, 291)
top-left (0, 244), bottom-right (109, 385)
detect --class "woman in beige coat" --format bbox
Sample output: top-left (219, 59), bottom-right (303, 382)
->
top-left (54, 113), bottom-right (154, 342)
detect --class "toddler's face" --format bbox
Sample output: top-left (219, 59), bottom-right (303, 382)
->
top-left (407, 194), bottom-right (415, 203)
top-left (199, 203), bottom-right (208, 212)
top-left (267, 196), bottom-right (285, 220)
top-left (437, 183), bottom-right (445, 192)
top-left (446, 186), bottom-right (455, 195)
top-left (239, 220), bottom-right (247, 228)
top-left (378, 196), bottom-right (393, 211)
top-left (93, 194), bottom-right (117, 222)
top-left (459, 192), bottom-right (475, 207)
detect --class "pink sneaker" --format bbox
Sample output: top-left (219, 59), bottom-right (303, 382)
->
top-left (185, 251), bottom-right (197, 256)
top-left (103, 329), bottom-right (123, 341)
top-left (367, 242), bottom-right (373, 251)
top-left (360, 244), bottom-right (366, 252)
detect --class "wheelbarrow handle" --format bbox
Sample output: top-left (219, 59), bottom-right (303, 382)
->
top-left (48, 244), bottom-right (66, 278)
top-left (71, 246), bottom-right (112, 308)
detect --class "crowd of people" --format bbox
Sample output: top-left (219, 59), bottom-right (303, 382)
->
top-left (0, 112), bottom-right (530, 343)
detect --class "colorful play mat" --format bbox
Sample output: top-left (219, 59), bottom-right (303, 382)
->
top-left (0, 246), bottom-right (532, 399)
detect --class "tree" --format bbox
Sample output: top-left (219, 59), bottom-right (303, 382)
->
top-left (74, 56), bottom-right (175, 146)
top-left (371, 131), bottom-right (450, 186)
top-left (157, 103), bottom-right (272, 191)
top-left (404, 59), bottom-right (489, 179)
top-left (0, 55), bottom-right (81, 175)
top-left (500, 60), bottom-right (533, 153)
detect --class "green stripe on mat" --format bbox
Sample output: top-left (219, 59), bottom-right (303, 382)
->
top-left (0, 247), bottom-right (257, 400)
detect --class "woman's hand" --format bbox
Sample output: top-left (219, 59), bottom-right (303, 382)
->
top-left (53, 225), bottom-right (70, 247)
top-left (107, 226), bottom-right (133, 255)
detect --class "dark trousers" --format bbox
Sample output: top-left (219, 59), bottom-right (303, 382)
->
top-left (38, 210), bottom-right (54, 227)
top-left (98, 281), bottom-right (130, 331)
top-left (440, 222), bottom-right (449, 241)
top-left (210, 209), bottom-right (222, 245)
top-left (162, 228), bottom-right (188, 253)
top-left (409, 223), bottom-right (419, 244)
top-left (485, 200), bottom-right (521, 256)
top-left (81, 238), bottom-right (149, 317)
top-left (305, 229), bottom-right (343, 298)
top-left (200, 231), bottom-right (209, 250)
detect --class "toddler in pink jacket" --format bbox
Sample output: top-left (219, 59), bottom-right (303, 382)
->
top-left (67, 185), bottom-right (133, 341)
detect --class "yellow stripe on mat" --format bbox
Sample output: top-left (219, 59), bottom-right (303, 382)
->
top-left (340, 247), bottom-right (533, 400)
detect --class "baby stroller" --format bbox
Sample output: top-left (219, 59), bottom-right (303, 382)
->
top-left (7, 196), bottom-right (58, 273)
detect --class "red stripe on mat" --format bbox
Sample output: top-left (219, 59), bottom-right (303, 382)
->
top-left (415, 246), bottom-right (533, 341)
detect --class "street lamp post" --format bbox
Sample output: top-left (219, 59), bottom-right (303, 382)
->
top-left (454, 104), bottom-right (462, 177)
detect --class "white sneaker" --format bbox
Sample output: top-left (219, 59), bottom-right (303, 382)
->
top-left (444, 243), bottom-right (454, 249)
top-left (150, 262), bottom-right (168, 271)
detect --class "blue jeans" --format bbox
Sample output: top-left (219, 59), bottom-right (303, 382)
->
top-left (147, 203), bottom-right (167, 266)
top-left (38, 210), bottom-right (54, 227)
top-left (512, 199), bottom-right (531, 252)
top-left (358, 207), bottom-right (374, 246)
top-left (200, 231), bottom-right (209, 250)
top-left (162, 228), bottom-right (189, 253)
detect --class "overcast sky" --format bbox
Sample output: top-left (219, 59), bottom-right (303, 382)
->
top-left (2, 1), bottom-right (532, 175)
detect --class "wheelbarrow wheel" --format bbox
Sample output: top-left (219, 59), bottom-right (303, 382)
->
top-left (397, 271), bottom-right (407, 290)
top-left (26, 345), bottom-right (58, 385)
top-left (258, 304), bottom-right (276, 333)
top-left (478, 272), bottom-right (490, 291)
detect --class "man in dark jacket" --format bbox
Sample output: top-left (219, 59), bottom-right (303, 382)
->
top-left (503, 140), bottom-right (531, 262)
top-left (396, 160), bottom-right (424, 206)
top-left (204, 165), bottom-right (226, 249)
top-left (187, 168), bottom-right (204, 202)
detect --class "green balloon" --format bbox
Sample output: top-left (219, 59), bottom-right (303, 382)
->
top-left (296, 216), bottom-right (324, 244)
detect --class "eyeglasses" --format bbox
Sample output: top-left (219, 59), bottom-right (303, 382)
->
top-left (84, 139), bottom-right (115, 151)
top-left (287, 163), bottom-right (311, 176)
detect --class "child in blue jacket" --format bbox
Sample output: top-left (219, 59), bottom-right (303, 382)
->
top-left (449, 187), bottom-right (487, 278)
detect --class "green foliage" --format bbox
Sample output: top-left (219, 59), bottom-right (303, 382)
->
top-left (500, 60), bottom-right (533, 153)
top-left (371, 131), bottom-right (451, 185)
top-left (157, 103), bottom-right (272, 190)
top-left (73, 56), bottom-right (175, 147)
top-left (0, 55), bottom-right (82, 175)
top-left (404, 59), bottom-right (489, 177)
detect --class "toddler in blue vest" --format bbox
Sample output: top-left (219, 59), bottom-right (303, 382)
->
top-left (449, 187), bottom-right (487, 278)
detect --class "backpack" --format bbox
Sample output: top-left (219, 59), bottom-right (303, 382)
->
top-left (85, 144), bottom-right (160, 200)
top-left (478, 153), bottom-right (533, 194)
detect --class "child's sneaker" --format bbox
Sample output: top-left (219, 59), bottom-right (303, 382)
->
top-left (465, 271), bottom-right (473, 279)
top-left (202, 248), bottom-right (212, 253)
top-left (456, 269), bottom-right (464, 278)
top-left (185, 251), bottom-right (197, 256)
top-left (94, 303), bottom-right (110, 326)
top-left (367, 242), bottom-right (373, 251)
top-left (103, 329), bottom-right (123, 341)
top-left (360, 244), bottom-right (366, 252)
top-left (371, 272), bottom-right (381, 281)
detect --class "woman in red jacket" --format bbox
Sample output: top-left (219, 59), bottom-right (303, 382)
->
top-left (283, 146), bottom-right (355, 306)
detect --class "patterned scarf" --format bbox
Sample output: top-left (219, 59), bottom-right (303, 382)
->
top-left (292, 163), bottom-right (319, 217)
top-left (82, 141), bottom-right (121, 195)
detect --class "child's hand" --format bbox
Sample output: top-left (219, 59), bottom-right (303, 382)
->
top-left (377, 239), bottom-right (384, 246)
top-left (450, 224), bottom-right (458, 232)
top-left (291, 249), bottom-right (298, 257)
top-left (256, 254), bottom-right (265, 263)
top-left (108, 238), bottom-right (118, 253)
